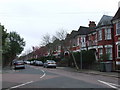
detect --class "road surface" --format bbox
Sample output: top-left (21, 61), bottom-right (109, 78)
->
top-left (2, 65), bottom-right (119, 89)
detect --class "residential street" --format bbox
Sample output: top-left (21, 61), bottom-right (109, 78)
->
top-left (2, 65), bottom-right (119, 89)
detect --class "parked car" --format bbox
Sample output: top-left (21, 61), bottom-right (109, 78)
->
top-left (26, 61), bottom-right (30, 64)
top-left (43, 60), bottom-right (56, 68)
top-left (13, 60), bottom-right (25, 69)
top-left (34, 61), bottom-right (43, 66)
top-left (23, 60), bottom-right (28, 64)
top-left (30, 61), bottom-right (34, 65)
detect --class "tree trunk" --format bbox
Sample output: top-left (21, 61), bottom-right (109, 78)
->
top-left (71, 52), bottom-right (79, 70)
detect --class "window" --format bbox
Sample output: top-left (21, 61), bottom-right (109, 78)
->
top-left (99, 48), bottom-right (103, 60)
top-left (77, 37), bottom-right (80, 46)
top-left (117, 45), bottom-right (120, 58)
top-left (98, 30), bottom-right (102, 41)
top-left (105, 28), bottom-right (111, 40)
top-left (106, 48), bottom-right (112, 60)
top-left (116, 21), bottom-right (120, 35)
top-left (82, 37), bottom-right (86, 47)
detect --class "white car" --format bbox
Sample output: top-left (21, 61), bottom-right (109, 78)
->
top-left (30, 61), bottom-right (34, 65)
top-left (43, 60), bottom-right (56, 68)
top-left (26, 61), bottom-right (30, 64)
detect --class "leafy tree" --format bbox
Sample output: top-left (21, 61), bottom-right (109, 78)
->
top-left (2, 31), bottom-right (25, 66)
top-left (8, 31), bottom-right (25, 59)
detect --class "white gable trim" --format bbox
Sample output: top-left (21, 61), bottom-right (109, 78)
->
top-left (105, 45), bottom-right (113, 48)
top-left (98, 45), bottom-right (103, 48)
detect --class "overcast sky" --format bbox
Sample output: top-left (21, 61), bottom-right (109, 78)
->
top-left (0, 0), bottom-right (119, 55)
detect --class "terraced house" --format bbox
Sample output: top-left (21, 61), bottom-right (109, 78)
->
top-left (62, 9), bottom-right (120, 71)
top-left (30, 5), bottom-right (120, 71)
top-left (112, 7), bottom-right (120, 70)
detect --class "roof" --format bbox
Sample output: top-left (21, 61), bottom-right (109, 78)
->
top-left (70, 30), bottom-right (78, 38)
top-left (112, 7), bottom-right (120, 20)
top-left (77, 26), bottom-right (90, 35)
top-left (97, 15), bottom-right (113, 27)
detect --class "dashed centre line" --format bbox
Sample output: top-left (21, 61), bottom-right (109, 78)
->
top-left (9, 81), bottom-right (33, 89)
top-left (8, 67), bottom-right (46, 89)
top-left (40, 69), bottom-right (46, 78)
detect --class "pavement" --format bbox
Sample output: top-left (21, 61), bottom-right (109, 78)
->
top-left (2, 66), bottom-right (120, 78)
top-left (58, 67), bottom-right (120, 78)
top-left (1, 66), bottom-right (13, 74)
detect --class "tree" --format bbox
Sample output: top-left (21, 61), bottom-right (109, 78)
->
top-left (2, 31), bottom-right (25, 66)
top-left (41, 34), bottom-right (54, 56)
top-left (8, 31), bottom-right (25, 58)
top-left (2, 26), bottom-right (9, 54)
top-left (51, 35), bottom-right (58, 43)
top-left (41, 34), bottom-right (51, 46)
top-left (56, 29), bottom-right (67, 40)
top-left (1, 25), bottom-right (10, 67)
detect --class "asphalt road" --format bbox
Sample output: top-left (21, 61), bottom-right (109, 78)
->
top-left (2, 65), bottom-right (119, 90)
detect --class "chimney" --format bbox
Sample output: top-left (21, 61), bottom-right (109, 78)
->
top-left (89, 21), bottom-right (96, 27)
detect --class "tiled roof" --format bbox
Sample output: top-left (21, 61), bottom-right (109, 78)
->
top-left (77, 26), bottom-right (90, 35)
top-left (70, 30), bottom-right (78, 38)
top-left (112, 7), bottom-right (120, 20)
top-left (97, 15), bottom-right (113, 27)
top-left (65, 30), bottom-right (78, 39)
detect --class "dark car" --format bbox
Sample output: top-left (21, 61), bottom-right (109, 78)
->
top-left (13, 60), bottom-right (25, 69)
top-left (34, 60), bottom-right (43, 66)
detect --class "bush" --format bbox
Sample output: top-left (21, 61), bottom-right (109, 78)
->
top-left (68, 50), bottom-right (96, 69)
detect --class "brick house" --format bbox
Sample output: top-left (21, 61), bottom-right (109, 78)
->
top-left (95, 15), bottom-right (114, 71)
top-left (86, 21), bottom-right (97, 51)
top-left (77, 26), bottom-right (90, 51)
top-left (112, 7), bottom-right (120, 70)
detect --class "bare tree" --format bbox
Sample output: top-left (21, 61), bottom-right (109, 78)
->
top-left (56, 29), bottom-right (67, 40)
top-left (51, 35), bottom-right (58, 43)
top-left (41, 34), bottom-right (51, 46)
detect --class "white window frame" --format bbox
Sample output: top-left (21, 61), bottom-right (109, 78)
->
top-left (116, 21), bottom-right (120, 35)
top-left (99, 48), bottom-right (103, 60)
top-left (98, 30), bottom-right (102, 41)
top-left (105, 28), bottom-right (111, 40)
top-left (81, 37), bottom-right (86, 47)
top-left (117, 45), bottom-right (120, 58)
top-left (106, 47), bottom-right (112, 60)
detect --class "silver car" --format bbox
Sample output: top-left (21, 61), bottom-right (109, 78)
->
top-left (43, 60), bottom-right (56, 68)
top-left (13, 60), bottom-right (25, 69)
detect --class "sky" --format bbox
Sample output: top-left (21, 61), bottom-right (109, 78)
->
top-left (0, 0), bottom-right (120, 56)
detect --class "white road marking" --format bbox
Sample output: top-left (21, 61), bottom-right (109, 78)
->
top-left (107, 82), bottom-right (120, 87)
top-left (40, 70), bottom-right (46, 78)
top-left (98, 80), bottom-right (118, 89)
top-left (10, 81), bottom-right (33, 89)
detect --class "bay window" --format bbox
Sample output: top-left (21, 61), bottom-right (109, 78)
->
top-left (98, 30), bottom-right (102, 41)
top-left (105, 28), bottom-right (111, 40)
top-left (117, 45), bottom-right (120, 58)
top-left (106, 47), bottom-right (112, 60)
top-left (116, 21), bottom-right (120, 35)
